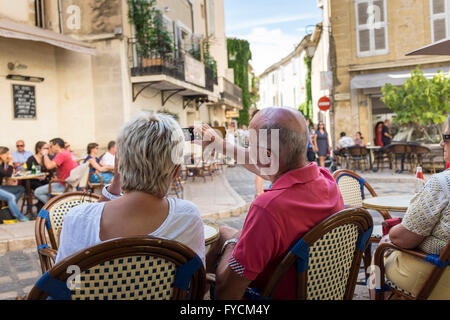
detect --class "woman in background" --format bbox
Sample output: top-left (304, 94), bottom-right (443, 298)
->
top-left (313, 121), bottom-right (330, 168)
top-left (84, 143), bottom-right (114, 184)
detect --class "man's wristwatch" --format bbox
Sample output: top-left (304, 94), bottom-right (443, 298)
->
top-left (102, 184), bottom-right (122, 200)
top-left (220, 238), bottom-right (238, 256)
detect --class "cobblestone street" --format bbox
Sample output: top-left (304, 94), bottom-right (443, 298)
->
top-left (0, 165), bottom-right (415, 300)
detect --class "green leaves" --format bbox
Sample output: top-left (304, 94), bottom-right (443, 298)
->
top-left (128, 0), bottom-right (174, 59)
top-left (381, 67), bottom-right (450, 126)
top-left (227, 38), bottom-right (252, 126)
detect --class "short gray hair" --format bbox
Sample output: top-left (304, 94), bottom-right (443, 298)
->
top-left (447, 115), bottom-right (450, 129)
top-left (117, 112), bottom-right (184, 198)
top-left (260, 114), bottom-right (308, 170)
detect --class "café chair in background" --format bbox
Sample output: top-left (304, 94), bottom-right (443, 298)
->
top-left (35, 192), bottom-right (100, 273)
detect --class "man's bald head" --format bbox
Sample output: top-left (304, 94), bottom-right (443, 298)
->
top-left (249, 107), bottom-right (309, 172)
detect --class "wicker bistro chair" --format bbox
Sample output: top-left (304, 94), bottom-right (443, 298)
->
top-left (373, 241), bottom-right (449, 300)
top-left (27, 236), bottom-right (206, 300)
top-left (333, 170), bottom-right (392, 280)
top-left (240, 208), bottom-right (373, 300)
top-left (35, 192), bottom-right (101, 274)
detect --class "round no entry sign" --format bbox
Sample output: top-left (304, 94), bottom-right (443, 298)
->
top-left (318, 96), bottom-right (332, 111)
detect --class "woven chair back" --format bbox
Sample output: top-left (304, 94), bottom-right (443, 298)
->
top-left (259, 208), bottom-right (373, 300)
top-left (27, 237), bottom-right (206, 300)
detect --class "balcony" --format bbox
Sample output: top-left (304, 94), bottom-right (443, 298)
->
top-left (221, 77), bottom-right (243, 109)
top-left (129, 44), bottom-right (218, 105)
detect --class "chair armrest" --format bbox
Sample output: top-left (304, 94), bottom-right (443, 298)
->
top-left (48, 179), bottom-right (65, 193)
top-left (38, 247), bottom-right (58, 263)
top-left (373, 242), bottom-right (428, 300)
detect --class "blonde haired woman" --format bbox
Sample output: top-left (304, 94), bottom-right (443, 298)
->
top-left (56, 112), bottom-right (205, 265)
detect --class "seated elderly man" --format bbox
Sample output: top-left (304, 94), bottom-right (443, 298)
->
top-left (55, 112), bottom-right (205, 266)
top-left (197, 107), bottom-right (344, 300)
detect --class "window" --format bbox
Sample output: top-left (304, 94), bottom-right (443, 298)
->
top-left (430, 0), bottom-right (450, 42)
top-left (35, 0), bottom-right (45, 28)
top-left (355, 0), bottom-right (389, 57)
top-left (209, 0), bottom-right (215, 36)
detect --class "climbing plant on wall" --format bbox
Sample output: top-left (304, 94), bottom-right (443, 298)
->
top-left (227, 38), bottom-right (252, 126)
top-left (299, 56), bottom-right (313, 121)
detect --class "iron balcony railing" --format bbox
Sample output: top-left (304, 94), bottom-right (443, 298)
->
top-left (222, 77), bottom-right (243, 106)
top-left (129, 42), bottom-right (217, 92)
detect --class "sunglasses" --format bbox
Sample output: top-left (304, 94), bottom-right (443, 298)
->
top-left (443, 134), bottom-right (450, 142)
top-left (16, 145), bottom-right (24, 147)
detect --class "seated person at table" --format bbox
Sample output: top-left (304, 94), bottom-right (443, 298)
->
top-left (0, 147), bottom-right (28, 222)
top-left (197, 107), bottom-right (344, 299)
top-left (84, 143), bottom-right (114, 184)
top-left (333, 132), bottom-right (354, 158)
top-left (55, 112), bottom-right (205, 266)
top-left (12, 140), bottom-right (33, 171)
top-left (100, 141), bottom-right (116, 168)
top-left (354, 131), bottom-right (366, 147)
top-left (370, 115), bottom-right (450, 299)
top-left (34, 138), bottom-right (78, 204)
top-left (26, 141), bottom-right (53, 190)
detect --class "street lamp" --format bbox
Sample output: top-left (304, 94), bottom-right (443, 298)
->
top-left (306, 44), bottom-right (316, 58)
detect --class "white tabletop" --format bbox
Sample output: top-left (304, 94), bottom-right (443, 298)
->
top-left (204, 224), bottom-right (219, 245)
top-left (362, 194), bottom-right (415, 212)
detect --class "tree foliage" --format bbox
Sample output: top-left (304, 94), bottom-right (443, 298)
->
top-left (227, 38), bottom-right (252, 126)
top-left (381, 67), bottom-right (450, 126)
top-left (299, 56), bottom-right (313, 120)
top-left (128, 0), bottom-right (174, 59)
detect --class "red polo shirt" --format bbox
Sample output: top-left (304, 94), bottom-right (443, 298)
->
top-left (228, 162), bottom-right (344, 299)
top-left (53, 150), bottom-right (78, 185)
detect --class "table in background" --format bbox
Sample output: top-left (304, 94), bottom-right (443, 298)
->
top-left (366, 145), bottom-right (381, 172)
top-left (12, 172), bottom-right (46, 216)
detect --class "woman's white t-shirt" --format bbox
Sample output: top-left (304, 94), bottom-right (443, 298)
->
top-left (55, 198), bottom-right (205, 266)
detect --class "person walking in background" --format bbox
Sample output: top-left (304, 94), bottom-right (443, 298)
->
top-left (84, 143), bottom-right (114, 184)
top-left (354, 131), bottom-right (366, 147)
top-left (0, 147), bottom-right (28, 222)
top-left (313, 121), bottom-right (331, 168)
top-left (374, 122), bottom-right (384, 147)
top-left (34, 138), bottom-right (78, 205)
top-left (306, 118), bottom-right (316, 162)
top-left (101, 141), bottom-right (116, 167)
top-left (382, 119), bottom-right (393, 146)
top-left (12, 140), bottom-right (33, 171)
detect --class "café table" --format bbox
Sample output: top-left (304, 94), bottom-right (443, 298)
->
top-left (204, 223), bottom-right (219, 253)
top-left (366, 145), bottom-right (381, 172)
top-left (362, 194), bottom-right (415, 213)
top-left (11, 171), bottom-right (46, 216)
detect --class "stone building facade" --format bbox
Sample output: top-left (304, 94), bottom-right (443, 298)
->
top-left (321, 0), bottom-right (450, 146)
top-left (0, 0), bottom-right (242, 154)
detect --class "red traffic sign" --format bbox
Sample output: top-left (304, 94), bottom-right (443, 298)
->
top-left (318, 96), bottom-right (332, 111)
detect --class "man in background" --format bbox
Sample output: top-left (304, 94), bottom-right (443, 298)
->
top-left (101, 141), bottom-right (116, 168)
top-left (34, 138), bottom-right (78, 204)
top-left (382, 119), bottom-right (393, 146)
top-left (12, 140), bottom-right (33, 170)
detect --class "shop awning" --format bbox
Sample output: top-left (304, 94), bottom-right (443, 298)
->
top-left (406, 38), bottom-right (450, 56)
top-left (0, 19), bottom-right (96, 55)
top-left (350, 66), bottom-right (450, 89)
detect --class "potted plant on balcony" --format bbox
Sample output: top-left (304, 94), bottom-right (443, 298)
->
top-left (147, 10), bottom-right (174, 65)
top-left (128, 0), bottom-right (174, 68)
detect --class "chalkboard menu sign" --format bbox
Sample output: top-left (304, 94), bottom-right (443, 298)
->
top-left (12, 84), bottom-right (36, 119)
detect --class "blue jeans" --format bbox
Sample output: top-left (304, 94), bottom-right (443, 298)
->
top-left (0, 186), bottom-right (27, 221)
top-left (34, 183), bottom-right (66, 204)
